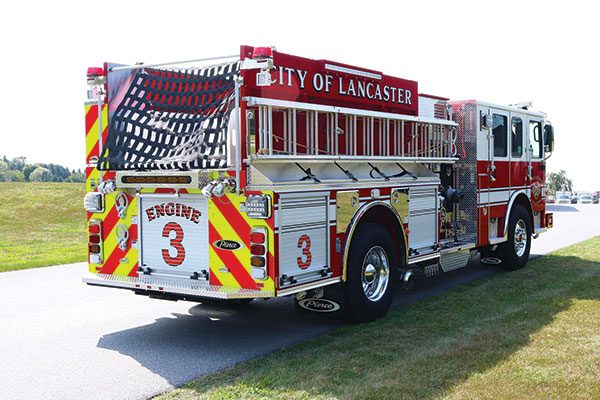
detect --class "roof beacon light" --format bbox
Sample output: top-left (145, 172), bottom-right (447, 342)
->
top-left (87, 67), bottom-right (104, 78)
top-left (252, 47), bottom-right (273, 60)
top-left (241, 46), bottom-right (275, 86)
top-left (86, 67), bottom-right (106, 85)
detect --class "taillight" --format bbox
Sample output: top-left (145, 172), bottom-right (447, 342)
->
top-left (250, 256), bottom-right (265, 268)
top-left (250, 227), bottom-right (268, 280)
top-left (88, 220), bottom-right (103, 265)
top-left (89, 223), bottom-right (100, 235)
top-left (250, 244), bottom-right (265, 256)
top-left (250, 232), bottom-right (265, 244)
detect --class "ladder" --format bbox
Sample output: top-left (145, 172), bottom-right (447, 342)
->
top-left (246, 97), bottom-right (458, 163)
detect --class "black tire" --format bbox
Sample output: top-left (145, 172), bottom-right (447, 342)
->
top-left (498, 204), bottom-right (532, 270)
top-left (344, 223), bottom-right (399, 322)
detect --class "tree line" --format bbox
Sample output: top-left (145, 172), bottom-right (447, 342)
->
top-left (0, 156), bottom-right (85, 183)
top-left (1, 154), bottom-right (574, 192)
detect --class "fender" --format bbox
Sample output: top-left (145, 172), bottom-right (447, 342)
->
top-left (341, 200), bottom-right (407, 281)
top-left (503, 189), bottom-right (531, 240)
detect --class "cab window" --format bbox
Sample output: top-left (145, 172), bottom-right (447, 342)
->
top-left (493, 114), bottom-right (507, 157)
top-left (511, 117), bottom-right (523, 157)
top-left (529, 120), bottom-right (543, 158)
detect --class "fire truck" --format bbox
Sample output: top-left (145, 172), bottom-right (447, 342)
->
top-left (83, 46), bottom-right (554, 321)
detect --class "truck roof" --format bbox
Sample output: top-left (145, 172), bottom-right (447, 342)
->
top-left (451, 99), bottom-right (547, 118)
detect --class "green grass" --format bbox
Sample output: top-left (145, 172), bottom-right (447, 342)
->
top-left (158, 237), bottom-right (600, 400)
top-left (0, 182), bottom-right (87, 272)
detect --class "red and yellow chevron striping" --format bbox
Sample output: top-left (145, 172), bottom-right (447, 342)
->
top-left (208, 192), bottom-right (275, 293)
top-left (85, 103), bottom-right (274, 294)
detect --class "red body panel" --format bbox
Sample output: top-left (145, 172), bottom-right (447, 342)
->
top-left (240, 46), bottom-right (418, 116)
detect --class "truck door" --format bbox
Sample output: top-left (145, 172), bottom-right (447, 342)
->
top-left (509, 112), bottom-right (527, 191)
top-left (483, 109), bottom-right (509, 243)
top-left (527, 116), bottom-right (546, 222)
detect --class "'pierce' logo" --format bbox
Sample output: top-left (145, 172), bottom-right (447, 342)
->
top-left (297, 298), bottom-right (341, 313)
top-left (213, 240), bottom-right (243, 251)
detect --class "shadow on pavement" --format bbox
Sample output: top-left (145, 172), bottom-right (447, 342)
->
top-left (96, 263), bottom-right (500, 386)
top-left (96, 296), bottom-right (344, 386)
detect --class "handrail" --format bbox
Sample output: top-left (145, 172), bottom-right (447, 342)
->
top-left (245, 97), bottom-right (457, 127)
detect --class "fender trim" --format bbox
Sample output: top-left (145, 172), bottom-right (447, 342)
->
top-left (503, 189), bottom-right (530, 240)
top-left (341, 201), bottom-right (406, 281)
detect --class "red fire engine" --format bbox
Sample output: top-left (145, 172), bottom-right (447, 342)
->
top-left (83, 46), bottom-right (554, 321)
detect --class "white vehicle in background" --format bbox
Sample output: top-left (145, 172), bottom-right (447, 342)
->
top-left (578, 193), bottom-right (593, 204)
top-left (555, 191), bottom-right (571, 204)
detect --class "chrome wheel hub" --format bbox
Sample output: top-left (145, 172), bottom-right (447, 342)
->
top-left (514, 219), bottom-right (527, 257)
top-left (361, 246), bottom-right (390, 302)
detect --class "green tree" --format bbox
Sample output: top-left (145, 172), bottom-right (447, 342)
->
top-left (29, 167), bottom-right (54, 182)
top-left (66, 170), bottom-right (85, 183)
top-left (547, 170), bottom-right (573, 194)
top-left (8, 156), bottom-right (27, 171)
top-left (1, 156), bottom-right (83, 183)
top-left (39, 163), bottom-right (71, 181)
top-left (0, 170), bottom-right (25, 182)
top-left (22, 164), bottom-right (36, 181)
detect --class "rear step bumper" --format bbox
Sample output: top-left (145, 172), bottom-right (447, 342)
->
top-left (83, 273), bottom-right (273, 299)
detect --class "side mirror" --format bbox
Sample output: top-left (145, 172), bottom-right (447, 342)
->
top-left (481, 113), bottom-right (493, 130)
top-left (544, 124), bottom-right (554, 153)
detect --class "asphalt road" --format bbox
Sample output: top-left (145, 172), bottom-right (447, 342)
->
top-left (1, 204), bottom-right (599, 400)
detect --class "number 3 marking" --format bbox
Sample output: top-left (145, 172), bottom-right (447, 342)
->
top-left (162, 222), bottom-right (185, 266)
top-left (297, 234), bottom-right (312, 270)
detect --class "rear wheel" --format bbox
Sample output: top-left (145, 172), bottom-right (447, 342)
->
top-left (345, 223), bottom-right (399, 322)
top-left (498, 204), bottom-right (532, 270)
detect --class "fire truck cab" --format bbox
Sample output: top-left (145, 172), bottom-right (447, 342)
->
top-left (82, 46), bottom-right (554, 321)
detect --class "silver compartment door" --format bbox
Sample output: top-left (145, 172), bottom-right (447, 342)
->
top-left (139, 194), bottom-right (209, 279)
top-left (409, 186), bottom-right (439, 254)
top-left (278, 193), bottom-right (329, 285)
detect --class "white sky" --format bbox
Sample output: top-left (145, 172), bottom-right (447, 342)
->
top-left (1, 0), bottom-right (598, 190)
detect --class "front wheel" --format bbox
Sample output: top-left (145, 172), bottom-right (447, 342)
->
top-left (498, 204), bottom-right (532, 270)
top-left (344, 223), bottom-right (399, 322)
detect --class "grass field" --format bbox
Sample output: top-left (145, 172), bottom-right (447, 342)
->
top-left (0, 182), bottom-right (87, 272)
top-left (159, 237), bottom-right (600, 400)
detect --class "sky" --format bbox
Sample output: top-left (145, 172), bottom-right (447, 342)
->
top-left (1, 0), bottom-right (598, 190)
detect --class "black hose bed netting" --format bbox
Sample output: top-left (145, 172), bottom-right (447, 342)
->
top-left (97, 61), bottom-right (239, 171)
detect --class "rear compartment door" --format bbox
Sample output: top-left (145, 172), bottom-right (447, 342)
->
top-left (278, 193), bottom-right (330, 286)
top-left (139, 194), bottom-right (209, 279)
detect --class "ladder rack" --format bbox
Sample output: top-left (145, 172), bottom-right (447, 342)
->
top-left (245, 97), bottom-right (458, 163)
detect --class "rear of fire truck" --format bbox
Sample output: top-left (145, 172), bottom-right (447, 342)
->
top-left (83, 50), bottom-right (276, 301)
top-left (82, 46), bottom-right (468, 321)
